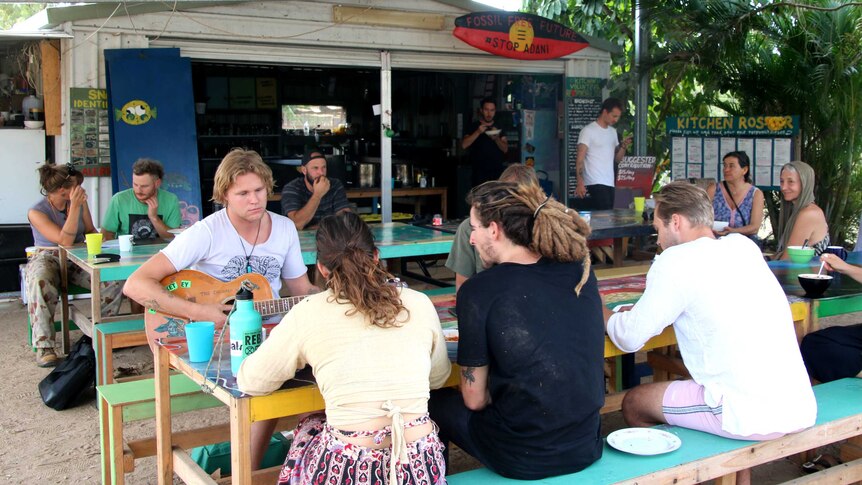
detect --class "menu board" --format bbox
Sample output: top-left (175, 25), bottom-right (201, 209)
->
top-left (617, 156), bottom-right (656, 196)
top-left (69, 88), bottom-right (111, 174)
top-left (666, 116), bottom-right (799, 188)
top-left (565, 77), bottom-right (604, 203)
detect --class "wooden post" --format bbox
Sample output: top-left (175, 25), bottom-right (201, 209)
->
top-left (40, 40), bottom-right (61, 136)
top-left (155, 345), bottom-right (173, 484)
top-left (230, 398), bottom-right (253, 484)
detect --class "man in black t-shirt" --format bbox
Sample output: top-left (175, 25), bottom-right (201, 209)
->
top-left (429, 181), bottom-right (605, 480)
top-left (462, 97), bottom-right (508, 186)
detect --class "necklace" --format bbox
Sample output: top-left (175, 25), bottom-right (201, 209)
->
top-left (45, 196), bottom-right (67, 217)
top-left (235, 217), bottom-right (263, 274)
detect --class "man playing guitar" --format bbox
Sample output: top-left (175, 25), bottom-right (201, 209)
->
top-left (124, 148), bottom-right (319, 468)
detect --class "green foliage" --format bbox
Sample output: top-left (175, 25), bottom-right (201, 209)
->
top-left (0, 4), bottom-right (44, 30)
top-left (527, 0), bottom-right (862, 246)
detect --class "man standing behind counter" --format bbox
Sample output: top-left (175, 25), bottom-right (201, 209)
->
top-left (462, 97), bottom-right (508, 186)
top-left (281, 148), bottom-right (350, 230)
top-left (573, 97), bottom-right (632, 211)
top-left (101, 158), bottom-right (181, 240)
top-left (604, 182), bottom-right (815, 485)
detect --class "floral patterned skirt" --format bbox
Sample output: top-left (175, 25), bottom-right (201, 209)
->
top-left (277, 413), bottom-right (447, 485)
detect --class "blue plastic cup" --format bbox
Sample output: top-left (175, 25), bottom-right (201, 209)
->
top-left (185, 321), bottom-right (215, 363)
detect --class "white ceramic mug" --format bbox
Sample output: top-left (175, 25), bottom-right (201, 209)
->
top-left (119, 234), bottom-right (133, 252)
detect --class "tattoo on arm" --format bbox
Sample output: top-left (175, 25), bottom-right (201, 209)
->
top-left (461, 367), bottom-right (476, 385)
top-left (143, 299), bottom-right (161, 311)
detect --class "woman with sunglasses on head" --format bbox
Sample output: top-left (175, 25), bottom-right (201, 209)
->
top-left (707, 151), bottom-right (764, 242)
top-left (26, 163), bottom-right (124, 367)
top-left (238, 211), bottom-right (451, 485)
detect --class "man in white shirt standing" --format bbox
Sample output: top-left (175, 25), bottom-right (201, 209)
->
top-left (604, 181), bottom-right (815, 485)
top-left (573, 97), bottom-right (632, 210)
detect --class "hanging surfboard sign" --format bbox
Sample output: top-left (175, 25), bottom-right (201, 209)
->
top-left (453, 12), bottom-right (590, 61)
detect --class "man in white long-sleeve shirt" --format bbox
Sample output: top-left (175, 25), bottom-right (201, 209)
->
top-left (604, 182), bottom-right (815, 483)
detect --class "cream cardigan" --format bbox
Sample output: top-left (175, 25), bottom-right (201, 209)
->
top-left (237, 287), bottom-right (451, 481)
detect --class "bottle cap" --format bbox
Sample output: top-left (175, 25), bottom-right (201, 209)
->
top-left (235, 287), bottom-right (253, 300)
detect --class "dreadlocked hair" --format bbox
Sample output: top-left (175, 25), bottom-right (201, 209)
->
top-left (315, 212), bottom-right (408, 328)
top-left (467, 181), bottom-right (592, 295)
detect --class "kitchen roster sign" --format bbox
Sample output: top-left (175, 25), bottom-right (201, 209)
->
top-left (70, 88), bottom-right (111, 171)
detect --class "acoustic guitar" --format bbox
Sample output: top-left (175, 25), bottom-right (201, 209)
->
top-left (143, 269), bottom-right (307, 349)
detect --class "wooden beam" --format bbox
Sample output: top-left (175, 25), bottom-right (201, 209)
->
top-left (40, 40), bottom-right (61, 136)
top-left (333, 5), bottom-right (446, 31)
top-left (172, 447), bottom-right (218, 485)
top-left (647, 350), bottom-right (691, 380)
top-left (782, 456), bottom-right (862, 484)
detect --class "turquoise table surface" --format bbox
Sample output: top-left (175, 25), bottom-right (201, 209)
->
top-left (58, 241), bottom-right (169, 357)
top-left (63, 241), bottom-right (168, 282)
top-left (769, 250), bottom-right (862, 321)
top-left (298, 222), bottom-right (454, 265)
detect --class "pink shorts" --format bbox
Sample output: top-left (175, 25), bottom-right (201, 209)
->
top-left (661, 380), bottom-right (787, 441)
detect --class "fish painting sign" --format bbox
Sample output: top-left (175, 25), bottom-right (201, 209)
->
top-left (453, 12), bottom-right (589, 60)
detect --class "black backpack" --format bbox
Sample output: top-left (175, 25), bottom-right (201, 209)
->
top-left (38, 335), bottom-right (96, 410)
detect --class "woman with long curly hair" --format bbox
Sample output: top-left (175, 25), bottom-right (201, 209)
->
top-left (238, 211), bottom-right (451, 485)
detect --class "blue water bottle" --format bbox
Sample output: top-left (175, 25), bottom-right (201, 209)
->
top-left (229, 287), bottom-right (262, 375)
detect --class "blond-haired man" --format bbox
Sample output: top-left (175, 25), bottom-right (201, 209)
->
top-left (604, 181), bottom-right (815, 485)
top-left (125, 149), bottom-right (318, 469)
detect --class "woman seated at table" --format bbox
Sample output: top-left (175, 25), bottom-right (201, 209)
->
top-left (774, 161), bottom-right (829, 260)
top-left (707, 151), bottom-right (764, 241)
top-left (26, 163), bottom-right (124, 367)
top-left (238, 212), bottom-right (451, 485)
top-left (800, 253), bottom-right (862, 383)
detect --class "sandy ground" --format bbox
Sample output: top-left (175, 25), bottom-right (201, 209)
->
top-left (0, 276), bottom-right (856, 484)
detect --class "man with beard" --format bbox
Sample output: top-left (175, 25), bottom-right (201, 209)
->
top-left (572, 97), bottom-right (632, 211)
top-left (430, 181), bottom-right (604, 480)
top-left (462, 97), bottom-right (509, 186)
top-left (101, 158), bottom-right (182, 240)
top-left (281, 148), bottom-right (350, 230)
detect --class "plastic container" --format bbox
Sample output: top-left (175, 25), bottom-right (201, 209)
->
top-left (22, 94), bottom-right (43, 121)
top-left (229, 287), bottom-right (262, 375)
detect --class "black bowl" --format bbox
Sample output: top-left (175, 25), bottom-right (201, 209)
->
top-left (798, 274), bottom-right (833, 297)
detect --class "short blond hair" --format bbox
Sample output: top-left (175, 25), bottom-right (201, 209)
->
top-left (212, 149), bottom-right (274, 205)
top-left (654, 181), bottom-right (714, 228)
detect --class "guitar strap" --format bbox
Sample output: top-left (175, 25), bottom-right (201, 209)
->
top-left (722, 181), bottom-right (748, 226)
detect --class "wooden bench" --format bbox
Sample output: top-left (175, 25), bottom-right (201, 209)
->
top-left (98, 372), bottom-right (299, 485)
top-left (93, 319), bottom-right (149, 385)
top-left (97, 373), bottom-right (222, 485)
top-left (448, 378), bottom-right (862, 484)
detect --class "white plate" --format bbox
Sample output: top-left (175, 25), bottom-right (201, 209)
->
top-left (712, 221), bottom-right (729, 232)
top-left (484, 129), bottom-right (501, 136)
top-left (168, 228), bottom-right (185, 235)
top-left (607, 428), bottom-right (681, 455)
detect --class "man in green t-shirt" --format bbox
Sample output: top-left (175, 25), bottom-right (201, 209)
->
top-left (101, 158), bottom-right (182, 240)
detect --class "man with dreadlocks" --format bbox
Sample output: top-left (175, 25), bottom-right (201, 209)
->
top-left (429, 181), bottom-right (604, 480)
